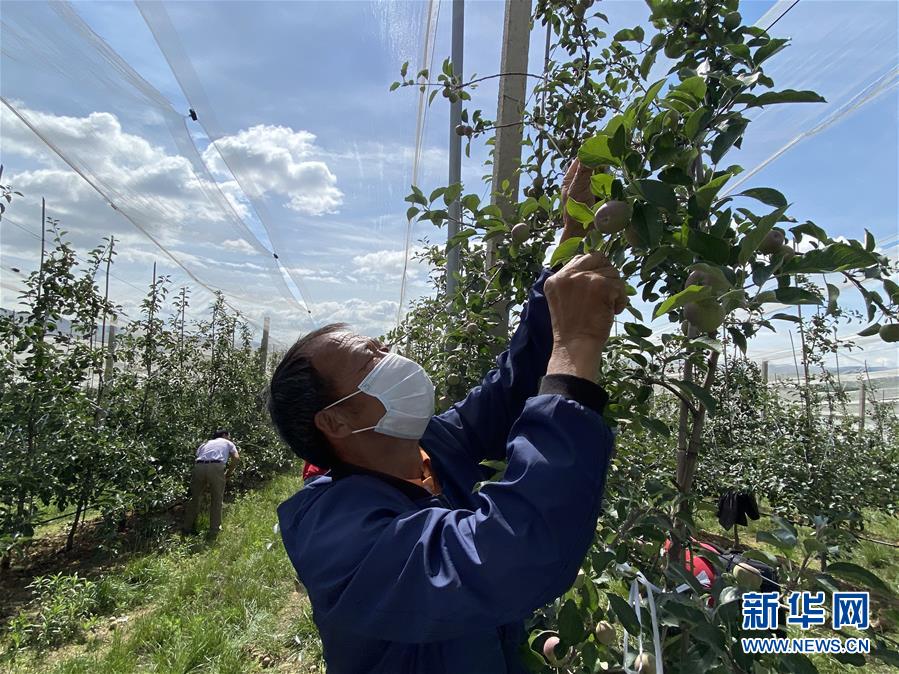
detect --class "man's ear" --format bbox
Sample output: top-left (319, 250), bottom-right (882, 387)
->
top-left (314, 408), bottom-right (353, 440)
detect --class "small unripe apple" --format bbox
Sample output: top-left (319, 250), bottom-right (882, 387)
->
top-left (446, 373), bottom-right (461, 386)
top-left (734, 562), bottom-right (763, 590)
top-left (758, 228), bottom-right (786, 255)
top-left (454, 124), bottom-right (467, 136)
top-left (664, 109), bottom-right (680, 128)
top-left (597, 107), bottom-right (607, 118)
top-left (879, 324), bottom-right (899, 343)
top-left (594, 620), bottom-right (615, 646)
top-left (683, 299), bottom-right (725, 333)
top-left (511, 222), bottom-right (530, 244)
top-left (465, 322), bottom-right (479, 336)
top-left (542, 636), bottom-right (573, 667)
top-left (593, 200), bottom-right (631, 234)
top-left (684, 270), bottom-right (707, 288)
top-left (723, 11), bottom-right (741, 29)
top-left (779, 245), bottom-right (796, 262)
top-left (634, 652), bottom-right (656, 673)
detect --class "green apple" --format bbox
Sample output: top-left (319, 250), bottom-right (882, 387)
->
top-left (734, 562), bottom-right (763, 590)
top-left (879, 324), bottom-right (899, 343)
top-left (593, 200), bottom-right (631, 234)
top-left (594, 620), bottom-right (615, 646)
top-left (543, 636), bottom-right (573, 667)
top-left (634, 652), bottom-right (656, 673)
top-left (511, 222), bottom-right (530, 244)
top-left (683, 299), bottom-right (725, 333)
top-left (758, 228), bottom-right (786, 255)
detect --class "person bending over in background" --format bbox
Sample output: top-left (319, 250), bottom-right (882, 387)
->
top-left (182, 428), bottom-right (239, 540)
top-left (267, 160), bottom-right (627, 674)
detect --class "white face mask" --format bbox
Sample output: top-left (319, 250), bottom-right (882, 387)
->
top-left (323, 352), bottom-right (435, 440)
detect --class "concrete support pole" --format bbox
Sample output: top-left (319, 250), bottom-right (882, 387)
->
top-left (761, 360), bottom-right (769, 384)
top-left (486, 0), bottom-right (532, 339)
top-left (859, 380), bottom-right (866, 432)
top-left (259, 315), bottom-right (271, 372)
top-left (104, 325), bottom-right (117, 382)
top-left (446, 0), bottom-right (465, 298)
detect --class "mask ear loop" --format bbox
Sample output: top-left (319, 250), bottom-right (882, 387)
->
top-left (322, 389), bottom-right (361, 411)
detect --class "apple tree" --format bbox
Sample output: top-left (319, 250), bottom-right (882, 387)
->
top-left (391, 0), bottom-right (899, 671)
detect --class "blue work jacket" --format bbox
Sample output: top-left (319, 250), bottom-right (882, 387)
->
top-left (278, 269), bottom-right (615, 673)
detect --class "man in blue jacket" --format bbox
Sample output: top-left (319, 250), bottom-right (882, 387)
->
top-left (268, 160), bottom-right (627, 673)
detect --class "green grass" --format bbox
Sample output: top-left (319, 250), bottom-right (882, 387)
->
top-left (4, 473), bottom-right (323, 674)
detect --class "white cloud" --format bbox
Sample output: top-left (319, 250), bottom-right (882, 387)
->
top-left (221, 238), bottom-right (257, 254)
top-left (202, 124), bottom-right (344, 216)
top-left (313, 297), bottom-right (399, 337)
top-left (351, 246), bottom-right (428, 284)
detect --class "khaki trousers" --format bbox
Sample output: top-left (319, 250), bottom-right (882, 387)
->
top-left (183, 462), bottom-right (226, 535)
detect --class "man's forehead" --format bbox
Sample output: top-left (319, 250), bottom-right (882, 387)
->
top-left (309, 330), bottom-right (365, 363)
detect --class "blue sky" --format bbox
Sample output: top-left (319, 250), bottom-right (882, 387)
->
top-left (1, 0), bottom-right (896, 373)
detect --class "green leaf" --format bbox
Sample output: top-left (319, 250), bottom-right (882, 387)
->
top-left (738, 206), bottom-right (788, 264)
top-left (672, 379), bottom-right (717, 415)
top-left (614, 26), bottom-right (644, 42)
top-left (634, 179), bottom-right (678, 213)
top-left (857, 323), bottom-right (881, 337)
top-left (694, 173), bottom-right (733, 212)
top-left (675, 76), bottom-right (707, 101)
top-left (871, 648), bottom-right (899, 668)
top-left (782, 243), bottom-right (878, 274)
top-left (550, 237), bottom-right (582, 269)
top-left (684, 108), bottom-right (712, 140)
top-left (462, 194), bottom-right (480, 212)
top-left (624, 322), bottom-right (653, 338)
top-left (389, 81), bottom-right (401, 91)
top-left (740, 89), bottom-right (826, 108)
top-left (754, 38), bottom-right (789, 64)
top-left (606, 592), bottom-right (641, 636)
top-left (566, 198), bottom-right (594, 226)
top-left (724, 43), bottom-right (751, 61)
top-left (558, 598), bottom-right (586, 643)
top-left (405, 206), bottom-right (420, 221)
top-left (692, 336), bottom-right (723, 353)
top-left (826, 562), bottom-right (894, 595)
top-left (638, 78), bottom-right (667, 116)
top-left (590, 173), bottom-right (613, 197)
top-left (579, 134), bottom-right (619, 167)
top-left (653, 285), bottom-right (713, 319)
top-left (780, 653), bottom-right (820, 674)
top-left (680, 229), bottom-right (731, 265)
top-left (710, 117), bottom-right (748, 164)
top-left (773, 287), bottom-right (822, 305)
top-left (639, 416), bottom-right (670, 437)
top-left (737, 187), bottom-right (788, 208)
top-left (518, 644), bottom-right (546, 673)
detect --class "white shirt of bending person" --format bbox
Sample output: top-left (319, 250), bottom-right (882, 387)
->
top-left (196, 437), bottom-right (238, 463)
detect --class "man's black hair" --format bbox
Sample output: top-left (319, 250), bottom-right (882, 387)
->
top-left (267, 323), bottom-right (349, 468)
top-left (213, 428), bottom-right (230, 439)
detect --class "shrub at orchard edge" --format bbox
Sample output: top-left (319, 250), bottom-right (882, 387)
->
top-left (391, 0), bottom-right (899, 671)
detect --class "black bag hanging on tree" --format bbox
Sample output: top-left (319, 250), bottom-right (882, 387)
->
top-left (717, 489), bottom-right (760, 546)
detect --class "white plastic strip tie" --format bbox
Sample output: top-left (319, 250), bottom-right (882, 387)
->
top-left (622, 572), bottom-right (663, 674)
